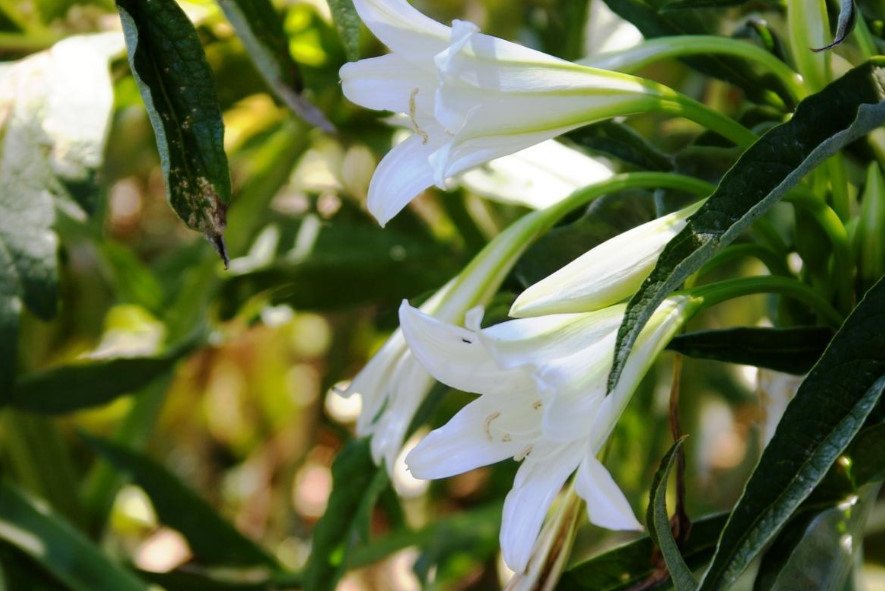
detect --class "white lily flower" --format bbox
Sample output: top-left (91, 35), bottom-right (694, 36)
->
top-left (510, 201), bottom-right (703, 317)
top-left (339, 0), bottom-right (684, 226)
top-left (402, 295), bottom-right (694, 573)
top-left (457, 140), bottom-right (614, 210)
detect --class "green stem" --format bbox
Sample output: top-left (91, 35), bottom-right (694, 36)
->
top-left (695, 242), bottom-right (793, 279)
top-left (787, 191), bottom-right (853, 312)
top-left (665, 93), bottom-right (758, 148)
top-left (685, 275), bottom-right (843, 326)
top-left (826, 156), bottom-right (851, 221)
top-left (581, 36), bottom-right (807, 101)
top-left (0, 31), bottom-right (59, 52)
top-left (437, 172), bottom-right (714, 319)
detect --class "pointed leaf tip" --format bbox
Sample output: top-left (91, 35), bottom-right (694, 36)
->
top-left (210, 234), bottom-right (230, 269)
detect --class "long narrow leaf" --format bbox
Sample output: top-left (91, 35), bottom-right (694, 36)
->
top-left (647, 437), bottom-right (696, 591)
top-left (0, 480), bottom-right (148, 591)
top-left (609, 58), bottom-right (885, 393)
top-left (698, 275), bottom-right (885, 589)
top-left (116, 0), bottom-right (232, 265)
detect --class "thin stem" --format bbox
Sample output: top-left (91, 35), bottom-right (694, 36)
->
top-left (581, 36), bottom-right (807, 101)
top-left (696, 242), bottom-right (793, 279)
top-left (665, 94), bottom-right (758, 148)
top-left (685, 275), bottom-right (843, 327)
top-left (787, 191), bottom-right (854, 312)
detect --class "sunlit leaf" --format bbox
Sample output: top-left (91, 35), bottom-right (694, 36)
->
top-left (0, 33), bottom-right (121, 394)
top-left (116, 0), bottom-right (232, 265)
top-left (218, 0), bottom-right (333, 131)
top-left (610, 58), bottom-right (885, 393)
top-left (326, 0), bottom-right (360, 62)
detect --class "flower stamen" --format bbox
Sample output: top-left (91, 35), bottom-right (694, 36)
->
top-left (408, 88), bottom-right (429, 144)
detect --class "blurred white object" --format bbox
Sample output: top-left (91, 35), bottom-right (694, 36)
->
top-left (458, 140), bottom-right (613, 210)
top-left (583, 0), bottom-right (643, 56)
top-left (756, 369), bottom-right (804, 448)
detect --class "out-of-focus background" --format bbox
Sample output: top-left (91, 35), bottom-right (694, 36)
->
top-left (2, 0), bottom-right (884, 589)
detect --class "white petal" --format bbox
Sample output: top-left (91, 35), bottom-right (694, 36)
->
top-left (405, 391), bottom-right (539, 479)
top-left (479, 306), bottom-right (623, 370)
top-left (500, 443), bottom-right (583, 573)
top-left (576, 454), bottom-right (642, 531)
top-left (346, 330), bottom-right (408, 436)
top-left (339, 54), bottom-right (436, 114)
top-left (511, 204), bottom-right (701, 317)
top-left (351, 0), bottom-right (450, 63)
top-left (399, 302), bottom-right (534, 396)
top-left (366, 131), bottom-right (444, 226)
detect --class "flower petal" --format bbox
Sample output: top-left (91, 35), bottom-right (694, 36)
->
top-left (479, 306), bottom-right (623, 370)
top-left (351, 0), bottom-right (450, 63)
top-left (576, 454), bottom-right (642, 531)
top-left (367, 131), bottom-right (444, 226)
top-left (501, 443), bottom-right (583, 572)
top-left (511, 204), bottom-right (701, 317)
top-left (405, 391), bottom-right (537, 479)
top-left (340, 54), bottom-right (436, 114)
top-left (399, 301), bottom-right (534, 396)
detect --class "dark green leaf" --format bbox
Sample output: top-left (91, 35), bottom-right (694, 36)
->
top-left (83, 436), bottom-right (277, 568)
top-left (117, 0), bottom-right (232, 265)
top-left (217, 0), bottom-right (333, 131)
top-left (565, 122), bottom-right (674, 171)
top-left (666, 326), bottom-right (833, 374)
top-left (326, 0), bottom-right (360, 62)
top-left (812, 0), bottom-right (857, 52)
top-left (10, 338), bottom-right (197, 414)
top-left (136, 568), bottom-right (296, 591)
top-left (0, 35), bottom-right (121, 393)
top-left (0, 480), bottom-right (149, 591)
top-left (698, 275), bottom-right (885, 589)
top-left (303, 439), bottom-right (388, 591)
top-left (560, 513), bottom-right (728, 590)
top-left (599, 0), bottom-right (792, 106)
top-left (610, 58), bottom-right (885, 393)
top-left (647, 437), bottom-right (696, 591)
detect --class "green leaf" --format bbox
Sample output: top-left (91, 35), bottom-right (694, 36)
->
top-left (609, 58), bottom-right (885, 393)
top-left (559, 513), bottom-right (728, 590)
top-left (217, 0), bottom-right (333, 131)
top-left (565, 122), bottom-right (674, 171)
top-left (647, 437), bottom-right (697, 591)
top-left (847, 422), bottom-right (885, 485)
top-left (0, 34), bottom-right (122, 393)
top-left (10, 338), bottom-right (197, 414)
top-left (326, 0), bottom-right (360, 62)
top-left (697, 275), bottom-right (885, 590)
top-left (666, 326), bottom-right (833, 375)
top-left (83, 436), bottom-right (277, 568)
top-left (116, 0), bottom-right (233, 265)
top-left (812, 0), bottom-right (857, 52)
top-left (0, 480), bottom-right (148, 591)
top-left (303, 439), bottom-right (388, 591)
top-left (135, 568), bottom-right (294, 591)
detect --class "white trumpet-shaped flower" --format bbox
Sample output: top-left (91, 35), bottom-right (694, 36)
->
top-left (402, 296), bottom-right (695, 573)
top-left (511, 201), bottom-right (703, 317)
top-left (339, 0), bottom-right (680, 225)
